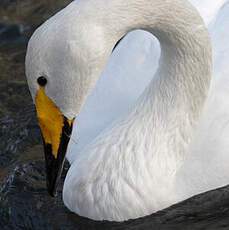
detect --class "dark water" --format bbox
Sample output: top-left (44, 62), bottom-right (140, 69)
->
top-left (1, 1), bottom-right (229, 229)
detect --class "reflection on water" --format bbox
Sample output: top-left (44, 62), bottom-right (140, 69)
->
top-left (0, 1), bottom-right (229, 229)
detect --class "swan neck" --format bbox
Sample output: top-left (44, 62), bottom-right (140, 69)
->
top-left (101, 0), bottom-right (212, 117)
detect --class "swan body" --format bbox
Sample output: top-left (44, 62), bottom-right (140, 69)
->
top-left (190, 0), bottom-right (227, 25)
top-left (25, 0), bottom-right (229, 222)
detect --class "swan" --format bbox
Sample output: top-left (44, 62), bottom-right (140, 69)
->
top-left (25, 0), bottom-right (229, 221)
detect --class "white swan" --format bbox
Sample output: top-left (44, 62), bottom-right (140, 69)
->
top-left (25, 0), bottom-right (229, 221)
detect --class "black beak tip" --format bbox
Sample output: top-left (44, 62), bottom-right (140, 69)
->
top-left (46, 179), bottom-right (58, 197)
top-left (47, 185), bottom-right (58, 197)
top-left (48, 190), bottom-right (57, 197)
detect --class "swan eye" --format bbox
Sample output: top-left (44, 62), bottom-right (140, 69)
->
top-left (37, 76), bottom-right (47, 86)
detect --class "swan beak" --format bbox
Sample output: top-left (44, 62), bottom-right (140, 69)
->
top-left (35, 87), bottom-right (74, 197)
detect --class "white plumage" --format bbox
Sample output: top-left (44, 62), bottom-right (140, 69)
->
top-left (25, 0), bottom-right (229, 222)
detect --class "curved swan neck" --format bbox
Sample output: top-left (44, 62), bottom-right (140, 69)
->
top-left (47, 0), bottom-right (212, 121)
top-left (83, 0), bottom-right (212, 158)
top-left (96, 0), bottom-right (212, 117)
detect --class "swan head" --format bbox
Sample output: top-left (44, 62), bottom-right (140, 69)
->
top-left (25, 7), bottom-right (112, 196)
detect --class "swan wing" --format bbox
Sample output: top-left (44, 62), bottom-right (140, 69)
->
top-left (189, 0), bottom-right (227, 25)
top-left (176, 2), bottom-right (229, 199)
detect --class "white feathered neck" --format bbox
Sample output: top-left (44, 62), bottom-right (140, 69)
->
top-left (63, 0), bottom-right (212, 221)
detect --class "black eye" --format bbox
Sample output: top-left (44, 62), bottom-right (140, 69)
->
top-left (37, 76), bottom-right (47, 86)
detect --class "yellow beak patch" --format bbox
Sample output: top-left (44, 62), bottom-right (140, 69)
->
top-left (35, 87), bottom-right (64, 158)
